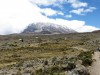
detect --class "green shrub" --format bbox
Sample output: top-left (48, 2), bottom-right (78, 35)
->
top-left (66, 62), bottom-right (76, 71)
top-left (44, 60), bottom-right (48, 65)
top-left (78, 51), bottom-right (93, 66)
top-left (50, 66), bottom-right (60, 73)
top-left (82, 58), bottom-right (93, 66)
top-left (35, 68), bottom-right (43, 75)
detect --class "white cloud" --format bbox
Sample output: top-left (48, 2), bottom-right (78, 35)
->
top-left (70, 8), bottom-right (84, 15)
top-left (0, 0), bottom-right (44, 34)
top-left (68, 0), bottom-right (96, 15)
top-left (0, 0), bottom-right (99, 35)
top-left (29, 0), bottom-right (66, 6)
top-left (76, 25), bottom-right (99, 32)
top-left (41, 8), bottom-right (58, 16)
top-left (40, 8), bottom-right (64, 16)
top-left (84, 7), bottom-right (97, 12)
top-left (58, 12), bottom-right (64, 15)
top-left (72, 2), bottom-right (88, 8)
top-left (29, 0), bottom-right (57, 6)
top-left (65, 14), bottom-right (72, 18)
top-left (0, 21), bottom-right (13, 35)
top-left (70, 7), bottom-right (96, 15)
top-left (30, 0), bottom-right (88, 9)
top-left (68, 0), bottom-right (88, 8)
top-left (29, 0), bottom-right (67, 9)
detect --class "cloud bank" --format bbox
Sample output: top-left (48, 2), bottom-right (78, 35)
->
top-left (0, 0), bottom-right (99, 35)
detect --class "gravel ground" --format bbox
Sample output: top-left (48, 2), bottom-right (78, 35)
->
top-left (90, 51), bottom-right (100, 75)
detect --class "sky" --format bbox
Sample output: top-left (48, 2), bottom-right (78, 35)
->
top-left (0, 0), bottom-right (100, 35)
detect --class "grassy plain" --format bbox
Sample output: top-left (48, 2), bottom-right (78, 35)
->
top-left (0, 32), bottom-right (100, 74)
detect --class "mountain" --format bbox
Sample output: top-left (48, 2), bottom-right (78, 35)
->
top-left (22, 22), bottom-right (77, 34)
top-left (92, 30), bottom-right (100, 33)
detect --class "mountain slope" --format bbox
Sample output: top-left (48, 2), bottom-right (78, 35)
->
top-left (22, 22), bottom-right (77, 34)
top-left (92, 30), bottom-right (100, 33)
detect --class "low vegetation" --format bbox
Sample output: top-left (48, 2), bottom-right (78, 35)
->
top-left (0, 32), bottom-right (99, 75)
top-left (78, 51), bottom-right (93, 66)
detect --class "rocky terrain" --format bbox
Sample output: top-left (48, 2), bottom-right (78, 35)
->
top-left (0, 32), bottom-right (100, 75)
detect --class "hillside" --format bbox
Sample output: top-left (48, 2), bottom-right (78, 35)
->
top-left (92, 30), bottom-right (100, 33)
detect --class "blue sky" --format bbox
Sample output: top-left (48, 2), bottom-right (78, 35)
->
top-left (0, 0), bottom-right (100, 35)
top-left (38, 0), bottom-right (100, 28)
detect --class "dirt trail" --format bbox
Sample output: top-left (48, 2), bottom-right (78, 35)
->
top-left (89, 51), bottom-right (100, 75)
